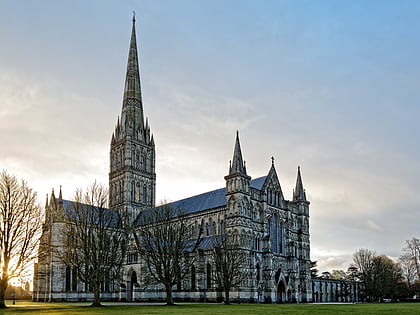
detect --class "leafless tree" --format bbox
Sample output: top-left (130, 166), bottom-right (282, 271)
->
top-left (60, 182), bottom-right (129, 307)
top-left (134, 204), bottom-right (201, 305)
top-left (0, 170), bottom-right (42, 308)
top-left (209, 234), bottom-right (248, 304)
top-left (400, 253), bottom-right (417, 291)
top-left (403, 237), bottom-right (420, 280)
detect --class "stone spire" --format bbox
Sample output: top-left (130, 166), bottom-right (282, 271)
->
top-left (120, 12), bottom-right (144, 137)
top-left (109, 15), bottom-right (156, 219)
top-left (293, 166), bottom-right (307, 201)
top-left (229, 131), bottom-right (247, 175)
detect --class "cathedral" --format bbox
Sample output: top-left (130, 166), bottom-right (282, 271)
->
top-left (33, 17), bottom-right (358, 304)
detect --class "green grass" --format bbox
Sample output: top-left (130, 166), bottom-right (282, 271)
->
top-left (2, 301), bottom-right (420, 314)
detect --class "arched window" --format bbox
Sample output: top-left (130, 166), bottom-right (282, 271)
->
top-left (71, 269), bottom-right (77, 291)
top-left (256, 263), bottom-right (261, 282)
top-left (206, 264), bottom-right (212, 289)
top-left (135, 182), bottom-right (140, 202)
top-left (278, 221), bottom-right (283, 254)
top-left (143, 185), bottom-right (147, 203)
top-left (191, 266), bottom-right (196, 289)
top-left (131, 181), bottom-right (135, 200)
top-left (65, 266), bottom-right (71, 291)
top-left (142, 155), bottom-right (147, 172)
top-left (271, 214), bottom-right (278, 253)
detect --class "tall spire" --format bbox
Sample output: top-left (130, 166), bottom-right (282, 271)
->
top-left (229, 131), bottom-right (247, 175)
top-left (109, 15), bottom-right (156, 220)
top-left (121, 12), bottom-right (144, 135)
top-left (293, 166), bottom-right (307, 201)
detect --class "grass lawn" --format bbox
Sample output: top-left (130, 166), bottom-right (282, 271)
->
top-left (2, 301), bottom-right (420, 314)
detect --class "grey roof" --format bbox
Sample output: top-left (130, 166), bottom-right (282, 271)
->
top-left (196, 235), bottom-right (224, 251)
top-left (134, 176), bottom-right (266, 226)
top-left (167, 176), bottom-right (266, 215)
top-left (250, 176), bottom-right (266, 190)
top-left (60, 199), bottom-right (120, 227)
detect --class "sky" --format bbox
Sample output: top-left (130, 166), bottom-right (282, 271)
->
top-left (1, 0), bottom-right (419, 273)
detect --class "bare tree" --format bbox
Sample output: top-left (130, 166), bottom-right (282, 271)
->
top-left (209, 234), bottom-right (248, 305)
top-left (400, 253), bottom-right (417, 292)
top-left (403, 237), bottom-right (420, 280)
top-left (0, 170), bottom-right (42, 308)
top-left (134, 204), bottom-right (201, 305)
top-left (60, 182), bottom-right (129, 307)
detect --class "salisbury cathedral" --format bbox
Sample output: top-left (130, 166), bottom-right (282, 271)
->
top-left (33, 18), bottom-right (357, 304)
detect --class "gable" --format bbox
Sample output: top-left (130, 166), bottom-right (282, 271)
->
top-left (261, 166), bottom-right (284, 199)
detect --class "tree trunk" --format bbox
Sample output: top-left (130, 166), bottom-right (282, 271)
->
top-left (0, 278), bottom-right (8, 308)
top-left (165, 284), bottom-right (174, 305)
top-left (91, 284), bottom-right (102, 307)
top-left (224, 289), bottom-right (230, 305)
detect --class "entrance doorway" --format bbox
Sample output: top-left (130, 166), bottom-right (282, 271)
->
top-left (127, 271), bottom-right (137, 302)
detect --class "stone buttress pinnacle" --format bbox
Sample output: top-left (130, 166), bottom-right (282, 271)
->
top-left (293, 166), bottom-right (307, 201)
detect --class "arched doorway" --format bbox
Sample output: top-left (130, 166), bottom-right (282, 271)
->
top-left (277, 281), bottom-right (286, 303)
top-left (275, 269), bottom-right (287, 303)
top-left (127, 270), bottom-right (137, 302)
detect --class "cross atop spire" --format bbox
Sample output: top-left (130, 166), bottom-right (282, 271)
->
top-left (293, 166), bottom-right (307, 201)
top-left (229, 131), bottom-right (247, 176)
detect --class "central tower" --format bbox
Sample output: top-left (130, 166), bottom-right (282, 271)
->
top-left (109, 16), bottom-right (156, 220)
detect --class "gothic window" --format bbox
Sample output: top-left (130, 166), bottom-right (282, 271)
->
top-left (136, 152), bottom-right (140, 169)
top-left (256, 263), bottom-right (260, 282)
top-left (143, 185), bottom-right (147, 203)
top-left (278, 222), bottom-right (283, 254)
top-left (71, 269), bottom-right (77, 291)
top-left (142, 155), bottom-right (147, 172)
top-left (131, 181), bottom-right (135, 200)
top-left (191, 266), bottom-right (196, 289)
top-left (127, 252), bottom-right (138, 263)
top-left (206, 264), bottom-right (212, 289)
top-left (206, 223), bottom-right (209, 236)
top-left (220, 220), bottom-right (225, 234)
top-left (65, 266), bottom-right (71, 291)
top-left (212, 222), bottom-right (216, 235)
top-left (135, 182), bottom-right (140, 202)
top-left (271, 214), bottom-right (278, 253)
top-left (131, 149), bottom-right (135, 167)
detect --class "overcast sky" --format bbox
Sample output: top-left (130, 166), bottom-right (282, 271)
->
top-left (1, 0), bottom-right (419, 273)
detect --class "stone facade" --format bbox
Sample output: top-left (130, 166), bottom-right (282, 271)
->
top-left (32, 17), bottom-right (356, 304)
